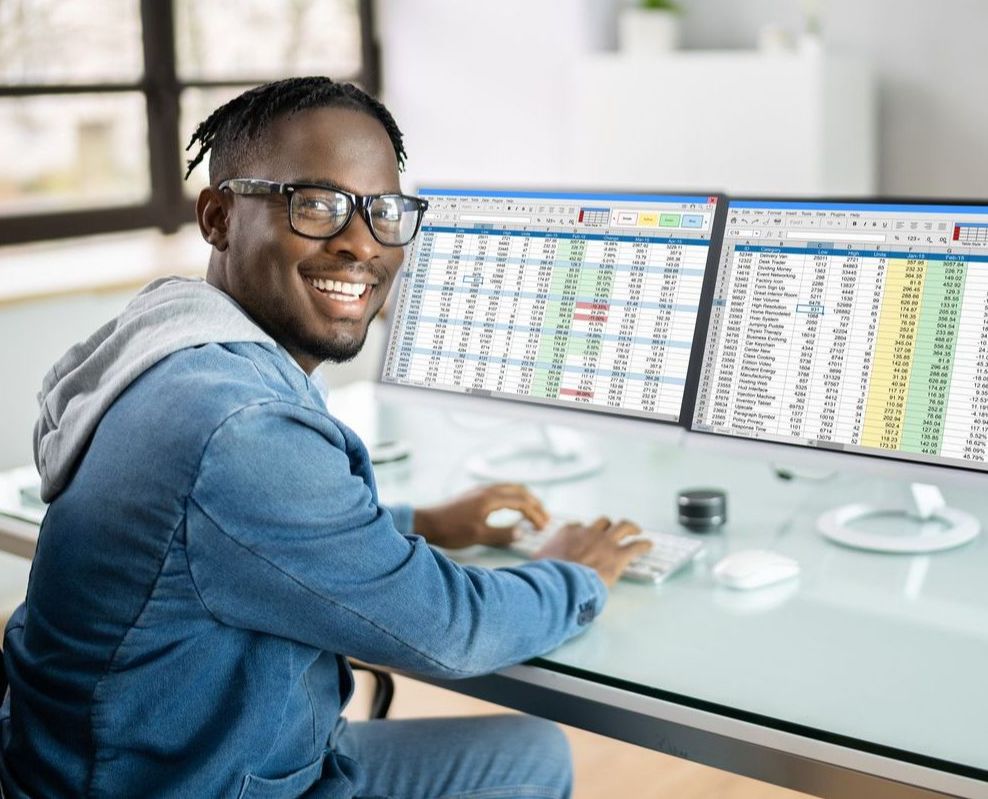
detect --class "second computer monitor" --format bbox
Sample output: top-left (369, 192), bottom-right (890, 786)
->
top-left (692, 198), bottom-right (988, 473)
top-left (382, 189), bottom-right (722, 424)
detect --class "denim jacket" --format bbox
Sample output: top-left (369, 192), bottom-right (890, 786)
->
top-left (1, 341), bottom-right (606, 798)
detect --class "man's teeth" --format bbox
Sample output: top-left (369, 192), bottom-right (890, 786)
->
top-left (308, 278), bottom-right (367, 300)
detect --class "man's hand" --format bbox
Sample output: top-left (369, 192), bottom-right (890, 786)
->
top-left (533, 517), bottom-right (652, 588)
top-left (413, 483), bottom-right (549, 550)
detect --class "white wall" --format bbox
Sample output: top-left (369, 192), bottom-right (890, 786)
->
top-left (377, 0), bottom-right (613, 193)
top-left (678, 0), bottom-right (988, 198)
top-left (378, 0), bottom-right (987, 198)
top-left (0, 292), bottom-right (132, 471)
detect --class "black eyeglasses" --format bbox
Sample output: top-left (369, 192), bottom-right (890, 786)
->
top-left (218, 178), bottom-right (429, 247)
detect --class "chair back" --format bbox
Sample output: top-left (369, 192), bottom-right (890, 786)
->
top-left (349, 663), bottom-right (394, 719)
top-left (0, 641), bottom-right (5, 799)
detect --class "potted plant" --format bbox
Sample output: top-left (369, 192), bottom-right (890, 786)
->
top-left (618, 0), bottom-right (682, 54)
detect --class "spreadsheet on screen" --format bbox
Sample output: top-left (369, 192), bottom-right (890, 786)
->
top-left (692, 200), bottom-right (988, 471)
top-left (382, 189), bottom-right (720, 423)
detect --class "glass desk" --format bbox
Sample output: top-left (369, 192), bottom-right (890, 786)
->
top-left (2, 382), bottom-right (987, 799)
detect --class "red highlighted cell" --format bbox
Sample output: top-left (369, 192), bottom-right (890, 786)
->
top-left (560, 389), bottom-right (594, 399)
top-left (576, 302), bottom-right (609, 311)
top-left (574, 313), bottom-right (608, 322)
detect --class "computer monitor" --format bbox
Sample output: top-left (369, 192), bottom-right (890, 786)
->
top-left (689, 197), bottom-right (988, 550)
top-left (380, 188), bottom-right (724, 480)
top-left (383, 188), bottom-right (723, 421)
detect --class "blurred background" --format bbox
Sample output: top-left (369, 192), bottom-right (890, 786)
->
top-left (3, 0), bottom-right (986, 469)
top-left (0, 3), bottom-right (984, 795)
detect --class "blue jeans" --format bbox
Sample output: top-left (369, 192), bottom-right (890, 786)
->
top-left (337, 715), bottom-right (573, 799)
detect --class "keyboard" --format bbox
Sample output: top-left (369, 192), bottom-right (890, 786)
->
top-left (510, 517), bottom-right (705, 584)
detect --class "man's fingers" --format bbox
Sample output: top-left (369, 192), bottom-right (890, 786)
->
top-left (487, 482), bottom-right (526, 494)
top-left (515, 493), bottom-right (549, 528)
top-left (619, 539), bottom-right (654, 561)
top-left (483, 485), bottom-right (548, 528)
top-left (485, 482), bottom-right (532, 504)
top-left (482, 523), bottom-right (520, 547)
top-left (587, 516), bottom-right (611, 535)
top-left (557, 521), bottom-right (584, 536)
top-left (525, 504), bottom-right (551, 529)
top-left (607, 519), bottom-right (642, 541)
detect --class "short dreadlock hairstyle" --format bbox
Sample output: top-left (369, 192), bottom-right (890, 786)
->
top-left (184, 76), bottom-right (407, 183)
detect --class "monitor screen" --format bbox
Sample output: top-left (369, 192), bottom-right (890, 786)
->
top-left (692, 198), bottom-right (988, 472)
top-left (382, 189), bottom-right (722, 423)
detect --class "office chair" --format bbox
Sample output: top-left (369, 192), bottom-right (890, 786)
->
top-left (0, 642), bottom-right (5, 799)
top-left (350, 662), bottom-right (394, 719)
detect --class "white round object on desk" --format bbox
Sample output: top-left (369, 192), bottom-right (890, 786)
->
top-left (712, 550), bottom-right (800, 591)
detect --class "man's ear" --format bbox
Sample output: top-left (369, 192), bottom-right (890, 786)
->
top-left (197, 186), bottom-right (230, 251)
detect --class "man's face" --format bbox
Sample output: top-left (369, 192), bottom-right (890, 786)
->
top-left (211, 106), bottom-right (406, 372)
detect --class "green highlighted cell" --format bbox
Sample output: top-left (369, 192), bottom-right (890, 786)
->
top-left (550, 267), bottom-right (579, 294)
top-left (577, 268), bottom-right (613, 296)
top-left (900, 260), bottom-right (966, 455)
top-left (555, 239), bottom-right (586, 264)
top-left (530, 367), bottom-right (562, 399)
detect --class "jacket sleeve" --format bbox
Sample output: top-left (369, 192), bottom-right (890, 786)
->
top-left (383, 503), bottom-right (414, 536)
top-left (185, 400), bottom-right (607, 679)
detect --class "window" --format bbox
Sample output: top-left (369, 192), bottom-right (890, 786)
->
top-left (0, 0), bottom-right (378, 246)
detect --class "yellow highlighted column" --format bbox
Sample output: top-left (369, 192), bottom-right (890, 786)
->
top-left (861, 258), bottom-right (927, 450)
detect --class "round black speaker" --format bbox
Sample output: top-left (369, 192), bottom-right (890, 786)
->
top-left (677, 488), bottom-right (727, 532)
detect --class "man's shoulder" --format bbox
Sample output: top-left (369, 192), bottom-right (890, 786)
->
top-left (70, 342), bottom-right (338, 518)
top-left (158, 341), bottom-right (306, 398)
top-left (119, 341), bottom-right (320, 436)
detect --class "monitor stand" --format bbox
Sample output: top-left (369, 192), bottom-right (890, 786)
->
top-left (816, 483), bottom-right (980, 554)
top-left (465, 424), bottom-right (603, 484)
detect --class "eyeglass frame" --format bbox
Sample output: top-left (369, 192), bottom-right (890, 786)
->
top-left (217, 177), bottom-right (429, 247)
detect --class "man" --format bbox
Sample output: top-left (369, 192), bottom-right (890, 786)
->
top-left (1, 77), bottom-right (649, 798)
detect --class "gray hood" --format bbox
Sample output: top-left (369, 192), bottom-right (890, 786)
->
top-left (34, 276), bottom-right (275, 502)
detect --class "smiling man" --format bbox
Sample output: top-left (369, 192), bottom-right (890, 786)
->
top-left (200, 102), bottom-right (411, 370)
top-left (0, 78), bottom-right (648, 799)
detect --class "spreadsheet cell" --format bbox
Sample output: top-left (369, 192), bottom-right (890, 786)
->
top-left (695, 201), bottom-right (988, 472)
top-left (384, 191), bottom-right (718, 423)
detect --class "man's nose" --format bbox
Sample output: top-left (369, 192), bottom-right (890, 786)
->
top-left (325, 209), bottom-right (382, 262)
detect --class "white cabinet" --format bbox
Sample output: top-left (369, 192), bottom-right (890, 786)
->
top-left (379, 0), bottom-right (877, 196)
top-left (565, 51), bottom-right (876, 196)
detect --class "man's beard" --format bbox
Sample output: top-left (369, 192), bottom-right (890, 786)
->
top-left (301, 322), bottom-right (369, 364)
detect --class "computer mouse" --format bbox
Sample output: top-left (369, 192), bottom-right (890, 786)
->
top-left (712, 550), bottom-right (800, 590)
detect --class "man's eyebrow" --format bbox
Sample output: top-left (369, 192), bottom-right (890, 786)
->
top-left (292, 177), bottom-right (400, 195)
top-left (293, 177), bottom-right (354, 192)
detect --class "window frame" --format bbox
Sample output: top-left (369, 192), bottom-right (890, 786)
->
top-left (0, 0), bottom-right (379, 246)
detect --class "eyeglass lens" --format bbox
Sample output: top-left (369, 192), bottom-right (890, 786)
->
top-left (289, 188), bottom-right (421, 244)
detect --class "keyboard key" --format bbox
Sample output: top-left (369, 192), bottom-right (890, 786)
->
top-left (509, 518), bottom-right (704, 583)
